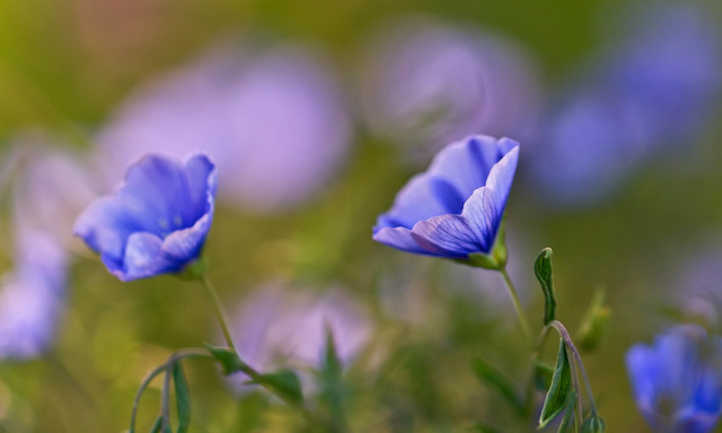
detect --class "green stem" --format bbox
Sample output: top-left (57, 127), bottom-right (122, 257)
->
top-left (200, 274), bottom-right (237, 353)
top-left (499, 268), bottom-right (531, 339)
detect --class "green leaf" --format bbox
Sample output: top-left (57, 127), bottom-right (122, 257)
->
top-left (581, 413), bottom-right (606, 433)
top-left (534, 247), bottom-right (557, 325)
top-left (539, 339), bottom-right (572, 428)
top-left (205, 344), bottom-right (250, 376)
top-left (322, 324), bottom-right (342, 379)
top-left (533, 361), bottom-right (554, 391)
top-left (471, 358), bottom-right (525, 415)
top-left (556, 391), bottom-right (577, 433)
top-left (576, 290), bottom-right (611, 353)
top-left (172, 361), bottom-right (191, 433)
top-left (249, 369), bottom-right (303, 405)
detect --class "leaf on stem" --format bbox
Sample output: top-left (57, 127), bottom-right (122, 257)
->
top-left (172, 361), bottom-right (191, 433)
top-left (539, 339), bottom-right (572, 428)
top-left (205, 344), bottom-right (250, 376)
top-left (534, 247), bottom-right (557, 325)
top-left (247, 369), bottom-right (304, 405)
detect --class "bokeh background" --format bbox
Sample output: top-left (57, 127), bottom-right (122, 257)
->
top-left (0, 0), bottom-right (721, 431)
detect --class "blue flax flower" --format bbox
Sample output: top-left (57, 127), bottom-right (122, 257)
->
top-left (627, 326), bottom-right (722, 433)
top-left (74, 154), bottom-right (217, 281)
top-left (373, 135), bottom-right (519, 261)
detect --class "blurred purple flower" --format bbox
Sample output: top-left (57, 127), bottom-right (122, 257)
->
top-left (670, 244), bottom-right (722, 327)
top-left (529, 92), bottom-right (654, 205)
top-left (0, 138), bottom-right (96, 359)
top-left (359, 17), bottom-right (540, 159)
top-left (226, 285), bottom-right (372, 392)
top-left (94, 42), bottom-right (351, 212)
top-left (607, 4), bottom-right (721, 140)
top-left (530, 3), bottom-right (720, 207)
top-left (0, 229), bottom-right (67, 359)
top-left (373, 135), bottom-right (519, 260)
top-left (74, 153), bottom-right (217, 281)
top-left (627, 325), bottom-right (722, 433)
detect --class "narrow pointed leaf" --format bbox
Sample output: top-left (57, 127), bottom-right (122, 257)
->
top-left (576, 290), bottom-right (611, 353)
top-left (472, 358), bottom-right (525, 415)
top-left (539, 339), bottom-right (572, 428)
top-left (249, 369), bottom-right (303, 405)
top-left (534, 247), bottom-right (557, 325)
top-left (205, 344), bottom-right (251, 376)
top-left (471, 423), bottom-right (502, 433)
top-left (172, 361), bottom-right (191, 433)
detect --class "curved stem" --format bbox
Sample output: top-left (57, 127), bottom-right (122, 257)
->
top-left (499, 268), bottom-right (531, 340)
top-left (548, 321), bottom-right (598, 413)
top-left (200, 274), bottom-right (237, 353)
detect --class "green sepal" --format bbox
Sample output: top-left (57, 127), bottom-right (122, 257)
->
top-left (172, 361), bottom-right (191, 433)
top-left (247, 369), bottom-right (303, 405)
top-left (539, 339), bottom-right (572, 428)
top-left (205, 344), bottom-right (251, 376)
top-left (465, 224), bottom-right (508, 270)
top-left (176, 257), bottom-right (207, 281)
top-left (581, 413), bottom-right (606, 433)
top-left (534, 247), bottom-right (557, 325)
top-left (576, 290), bottom-right (611, 353)
top-left (471, 358), bottom-right (526, 416)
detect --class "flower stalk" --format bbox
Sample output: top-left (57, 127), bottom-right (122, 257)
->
top-left (499, 268), bottom-right (531, 340)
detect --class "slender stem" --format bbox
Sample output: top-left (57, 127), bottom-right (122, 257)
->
top-left (499, 268), bottom-right (531, 339)
top-left (200, 274), bottom-right (237, 353)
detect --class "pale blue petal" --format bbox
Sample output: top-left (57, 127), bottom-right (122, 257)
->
top-left (372, 226), bottom-right (436, 256)
top-left (410, 214), bottom-right (480, 257)
top-left (162, 213), bottom-right (213, 260)
top-left (374, 173), bottom-right (452, 231)
top-left (118, 232), bottom-right (177, 281)
top-left (460, 146), bottom-right (519, 252)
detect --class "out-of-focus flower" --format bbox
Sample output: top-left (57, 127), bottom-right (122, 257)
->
top-left (670, 244), bottom-right (722, 328)
top-left (359, 17), bottom-right (540, 160)
top-left (627, 325), bottom-right (722, 433)
top-left (529, 92), bottom-right (653, 205)
top-left (373, 135), bottom-right (519, 260)
top-left (74, 154), bottom-right (217, 281)
top-left (530, 3), bottom-right (721, 207)
top-left (0, 229), bottom-right (67, 359)
top-left (227, 285), bottom-right (371, 391)
top-left (94, 42), bottom-right (351, 212)
top-left (0, 136), bottom-right (96, 360)
top-left (606, 4), bottom-right (721, 140)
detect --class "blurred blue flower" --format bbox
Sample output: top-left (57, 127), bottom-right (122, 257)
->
top-left (360, 17), bottom-right (540, 161)
top-left (607, 4), bottom-right (721, 141)
top-left (627, 326), bottom-right (722, 433)
top-left (529, 3), bottom-right (720, 208)
top-left (373, 135), bottom-right (519, 259)
top-left (530, 92), bottom-right (653, 205)
top-left (0, 229), bottom-right (67, 359)
top-left (95, 41), bottom-right (351, 212)
top-left (0, 138), bottom-right (95, 359)
top-left (226, 284), bottom-right (372, 392)
top-left (74, 153), bottom-right (217, 281)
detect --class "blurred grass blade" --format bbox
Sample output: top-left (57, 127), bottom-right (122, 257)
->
top-left (470, 423), bottom-right (502, 433)
top-left (576, 290), bottom-right (611, 353)
top-left (539, 339), bottom-right (572, 428)
top-left (472, 358), bottom-right (525, 415)
top-left (534, 247), bottom-right (557, 325)
top-left (172, 361), bottom-right (191, 433)
top-left (581, 413), bottom-right (606, 432)
top-left (533, 360), bottom-right (554, 391)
